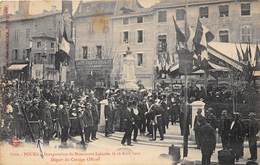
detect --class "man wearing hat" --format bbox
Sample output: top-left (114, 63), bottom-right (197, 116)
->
top-left (82, 102), bottom-right (94, 143)
top-left (193, 108), bottom-right (205, 149)
top-left (229, 112), bottom-right (245, 161)
top-left (219, 110), bottom-right (232, 149)
top-left (58, 102), bottom-right (71, 147)
top-left (42, 100), bottom-right (53, 145)
top-left (247, 112), bottom-right (259, 161)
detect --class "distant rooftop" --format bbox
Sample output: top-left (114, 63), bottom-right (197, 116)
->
top-left (74, 1), bottom-right (116, 18)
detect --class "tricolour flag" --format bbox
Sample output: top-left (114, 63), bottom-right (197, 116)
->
top-left (235, 43), bottom-right (242, 62)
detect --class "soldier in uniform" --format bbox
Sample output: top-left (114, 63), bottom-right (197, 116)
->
top-left (58, 102), bottom-right (71, 147)
top-left (247, 112), bottom-right (259, 161)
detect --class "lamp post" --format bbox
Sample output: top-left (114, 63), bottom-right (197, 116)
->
top-left (42, 41), bottom-right (47, 80)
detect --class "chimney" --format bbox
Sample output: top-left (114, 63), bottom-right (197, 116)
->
top-left (62, 0), bottom-right (72, 15)
top-left (19, 0), bottom-right (30, 15)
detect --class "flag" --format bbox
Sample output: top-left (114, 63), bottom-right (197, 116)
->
top-left (178, 48), bottom-right (193, 74)
top-left (235, 43), bottom-right (242, 62)
top-left (240, 43), bottom-right (248, 61)
top-left (255, 43), bottom-right (260, 69)
top-left (173, 16), bottom-right (186, 43)
top-left (59, 27), bottom-right (70, 55)
top-left (173, 16), bottom-right (193, 74)
top-left (192, 18), bottom-right (214, 70)
top-left (193, 18), bottom-right (214, 51)
top-left (248, 43), bottom-right (252, 63)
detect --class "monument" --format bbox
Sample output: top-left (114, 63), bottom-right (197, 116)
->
top-left (119, 46), bottom-right (138, 90)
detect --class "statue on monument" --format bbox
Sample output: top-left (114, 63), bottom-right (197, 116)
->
top-left (120, 46), bottom-right (138, 90)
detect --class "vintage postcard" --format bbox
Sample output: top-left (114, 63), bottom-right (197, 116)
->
top-left (0, 0), bottom-right (259, 165)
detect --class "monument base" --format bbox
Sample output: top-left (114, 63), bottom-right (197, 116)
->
top-left (119, 80), bottom-right (139, 90)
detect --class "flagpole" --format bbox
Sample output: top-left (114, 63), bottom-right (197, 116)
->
top-left (183, 0), bottom-right (189, 159)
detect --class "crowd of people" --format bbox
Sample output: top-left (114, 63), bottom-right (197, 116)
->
top-left (0, 79), bottom-right (259, 164)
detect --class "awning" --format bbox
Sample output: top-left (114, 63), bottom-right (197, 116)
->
top-left (254, 71), bottom-right (260, 77)
top-left (208, 61), bottom-right (230, 72)
top-left (7, 64), bottom-right (28, 71)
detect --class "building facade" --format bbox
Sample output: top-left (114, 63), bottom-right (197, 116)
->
top-left (0, 0), bottom-right (73, 81)
top-left (74, 1), bottom-right (117, 87)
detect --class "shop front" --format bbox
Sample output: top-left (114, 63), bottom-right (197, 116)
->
top-left (75, 59), bottom-right (113, 89)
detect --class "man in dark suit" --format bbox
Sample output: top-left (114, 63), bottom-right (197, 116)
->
top-left (41, 101), bottom-right (53, 145)
top-left (58, 102), bottom-right (71, 147)
top-left (91, 98), bottom-right (100, 141)
top-left (247, 112), bottom-right (259, 161)
top-left (219, 110), bottom-right (231, 149)
top-left (229, 112), bottom-right (245, 161)
top-left (193, 108), bottom-right (205, 149)
top-left (82, 102), bottom-right (94, 143)
top-left (199, 118), bottom-right (216, 165)
top-left (121, 102), bottom-right (134, 146)
top-left (137, 99), bottom-right (147, 136)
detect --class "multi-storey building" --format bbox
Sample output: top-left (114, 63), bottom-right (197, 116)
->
top-left (0, 0), bottom-right (73, 80)
top-left (110, 0), bottom-right (260, 88)
top-left (73, 1), bottom-right (117, 87)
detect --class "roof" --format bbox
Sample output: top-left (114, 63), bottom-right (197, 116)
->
top-left (7, 64), bottom-right (28, 71)
top-left (74, 1), bottom-right (116, 18)
top-left (0, 10), bottom-right (60, 23)
top-left (152, 0), bottom-right (233, 9)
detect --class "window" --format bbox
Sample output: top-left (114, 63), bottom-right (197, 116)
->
top-left (37, 41), bottom-right (41, 48)
top-left (241, 25), bottom-right (251, 43)
top-left (13, 49), bottom-right (18, 60)
top-left (137, 53), bottom-right (143, 66)
top-left (26, 28), bottom-right (30, 39)
top-left (123, 31), bottom-right (129, 43)
top-left (26, 49), bottom-right (31, 60)
top-left (241, 3), bottom-right (250, 16)
top-left (137, 30), bottom-right (143, 43)
top-left (96, 45), bottom-right (102, 59)
top-left (82, 46), bottom-right (88, 59)
top-left (219, 30), bottom-right (229, 42)
top-left (123, 18), bottom-right (129, 25)
top-left (219, 5), bottom-right (229, 17)
top-left (199, 7), bottom-right (208, 18)
top-left (51, 42), bottom-right (54, 48)
top-left (176, 9), bottom-right (186, 20)
top-left (14, 30), bottom-right (19, 41)
top-left (158, 35), bottom-right (167, 52)
top-left (158, 11), bottom-right (167, 22)
top-left (137, 16), bottom-right (143, 23)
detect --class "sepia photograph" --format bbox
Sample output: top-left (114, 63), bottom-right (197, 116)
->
top-left (0, 0), bottom-right (259, 164)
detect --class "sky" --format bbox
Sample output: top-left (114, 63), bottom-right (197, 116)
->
top-left (0, 0), bottom-right (160, 15)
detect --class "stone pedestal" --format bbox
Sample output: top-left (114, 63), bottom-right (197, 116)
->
top-left (98, 99), bottom-right (108, 132)
top-left (189, 101), bottom-right (205, 141)
top-left (119, 47), bottom-right (138, 90)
